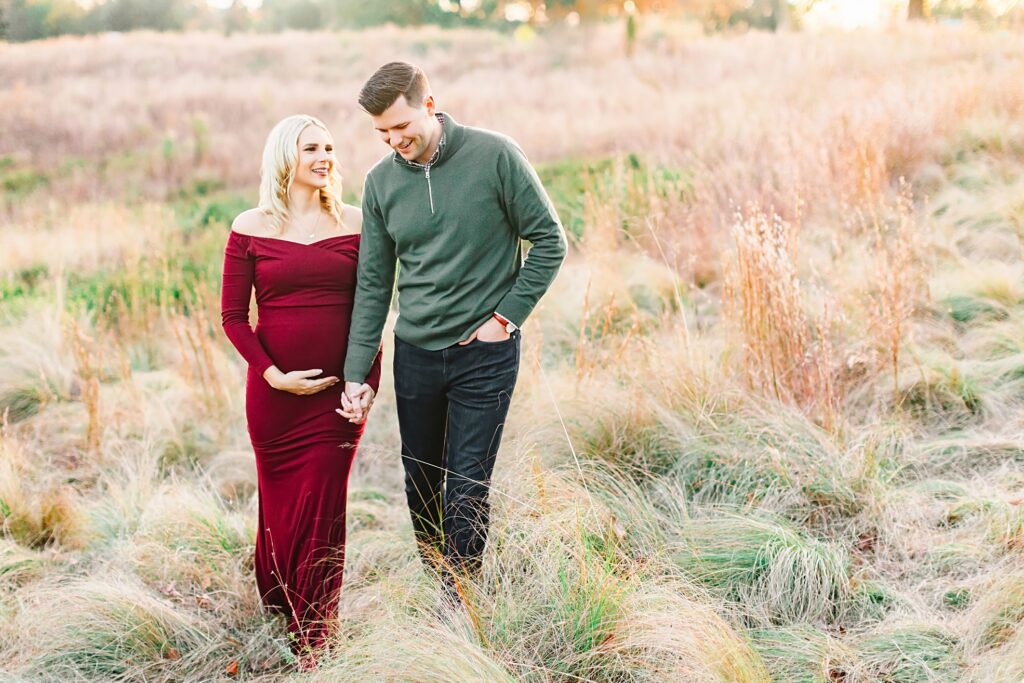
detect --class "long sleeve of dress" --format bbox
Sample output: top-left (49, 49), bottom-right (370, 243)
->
top-left (221, 232), bottom-right (275, 377)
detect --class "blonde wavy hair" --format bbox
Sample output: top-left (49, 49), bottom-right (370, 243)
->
top-left (258, 115), bottom-right (345, 233)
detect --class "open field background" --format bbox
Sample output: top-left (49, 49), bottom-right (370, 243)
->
top-left (3, 21), bottom-right (1024, 681)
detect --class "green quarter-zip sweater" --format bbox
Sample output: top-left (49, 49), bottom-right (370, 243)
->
top-left (344, 113), bottom-right (567, 384)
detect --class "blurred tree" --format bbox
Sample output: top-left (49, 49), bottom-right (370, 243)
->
top-left (771, 0), bottom-right (790, 30)
top-left (625, 8), bottom-right (637, 55)
top-left (1, 0), bottom-right (87, 40)
top-left (223, 0), bottom-right (251, 34)
top-left (684, 0), bottom-right (782, 31)
top-left (46, 0), bottom-right (85, 33)
top-left (577, 0), bottom-right (604, 22)
top-left (453, 0), bottom-right (501, 19)
top-left (530, 0), bottom-right (626, 22)
top-left (92, 0), bottom-right (194, 32)
top-left (540, 0), bottom-right (579, 21)
top-left (1, 0), bottom-right (52, 40)
top-left (509, 0), bottom-right (809, 31)
top-left (261, 0), bottom-right (323, 30)
top-left (9, 0), bottom-right (965, 42)
top-left (324, 0), bottom-right (452, 28)
top-left (931, 0), bottom-right (1010, 26)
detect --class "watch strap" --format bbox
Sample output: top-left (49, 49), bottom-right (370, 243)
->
top-left (492, 312), bottom-right (517, 333)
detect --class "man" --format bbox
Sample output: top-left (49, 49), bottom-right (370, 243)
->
top-left (340, 61), bottom-right (566, 584)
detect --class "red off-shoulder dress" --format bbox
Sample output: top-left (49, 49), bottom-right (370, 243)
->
top-left (220, 230), bottom-right (382, 652)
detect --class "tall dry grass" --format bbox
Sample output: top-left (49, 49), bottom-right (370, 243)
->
top-left (723, 204), bottom-right (840, 429)
top-left (3, 24), bottom-right (1020, 249)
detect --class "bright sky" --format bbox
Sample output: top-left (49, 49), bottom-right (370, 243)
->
top-left (804, 0), bottom-right (888, 29)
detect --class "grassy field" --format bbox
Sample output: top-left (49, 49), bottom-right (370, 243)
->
top-left (2, 20), bottom-right (1024, 682)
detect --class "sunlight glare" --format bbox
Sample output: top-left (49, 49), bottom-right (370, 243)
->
top-left (803, 0), bottom-right (887, 29)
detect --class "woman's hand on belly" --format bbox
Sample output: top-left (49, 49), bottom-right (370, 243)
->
top-left (263, 366), bottom-right (340, 395)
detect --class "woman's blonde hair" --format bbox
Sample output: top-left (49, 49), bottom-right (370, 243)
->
top-left (258, 115), bottom-right (345, 233)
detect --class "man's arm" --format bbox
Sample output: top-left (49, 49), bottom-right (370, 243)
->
top-left (344, 176), bottom-right (396, 384)
top-left (494, 142), bottom-right (568, 327)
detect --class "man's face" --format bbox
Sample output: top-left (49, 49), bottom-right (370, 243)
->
top-left (371, 94), bottom-right (437, 165)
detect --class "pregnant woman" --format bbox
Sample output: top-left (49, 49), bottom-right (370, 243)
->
top-left (220, 114), bottom-right (381, 662)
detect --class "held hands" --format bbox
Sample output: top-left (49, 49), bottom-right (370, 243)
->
top-left (263, 366), bottom-right (338, 395)
top-left (337, 381), bottom-right (376, 424)
top-left (330, 317), bottom-right (512, 425)
top-left (458, 317), bottom-right (511, 345)
top-left (261, 366), bottom-right (374, 424)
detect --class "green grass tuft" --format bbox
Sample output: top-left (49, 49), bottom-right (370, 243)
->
top-left (674, 513), bottom-right (852, 624)
top-left (853, 625), bottom-right (963, 683)
top-left (748, 624), bottom-right (852, 683)
top-left (941, 294), bottom-right (1009, 324)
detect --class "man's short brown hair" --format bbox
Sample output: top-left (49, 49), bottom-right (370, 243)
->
top-left (358, 62), bottom-right (430, 116)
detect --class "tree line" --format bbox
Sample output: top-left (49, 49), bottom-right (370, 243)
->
top-left (0, 0), bottom-right (1018, 43)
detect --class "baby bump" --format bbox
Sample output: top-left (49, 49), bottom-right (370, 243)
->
top-left (256, 305), bottom-right (351, 377)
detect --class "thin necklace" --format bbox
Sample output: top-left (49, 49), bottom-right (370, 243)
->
top-left (298, 208), bottom-right (322, 242)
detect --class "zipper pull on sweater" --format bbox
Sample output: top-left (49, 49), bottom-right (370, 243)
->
top-left (425, 167), bottom-right (435, 214)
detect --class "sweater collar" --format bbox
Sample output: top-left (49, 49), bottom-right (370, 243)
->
top-left (393, 111), bottom-right (463, 171)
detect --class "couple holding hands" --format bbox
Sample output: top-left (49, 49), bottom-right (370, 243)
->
top-left (220, 60), bottom-right (566, 660)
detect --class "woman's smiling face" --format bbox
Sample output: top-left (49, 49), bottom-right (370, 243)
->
top-left (293, 124), bottom-right (334, 190)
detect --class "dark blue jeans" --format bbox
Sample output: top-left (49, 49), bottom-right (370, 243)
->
top-left (393, 330), bottom-right (521, 576)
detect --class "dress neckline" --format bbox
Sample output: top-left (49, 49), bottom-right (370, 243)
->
top-left (234, 231), bottom-right (360, 247)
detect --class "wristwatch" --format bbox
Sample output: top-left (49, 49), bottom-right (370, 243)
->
top-left (492, 312), bottom-right (518, 334)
